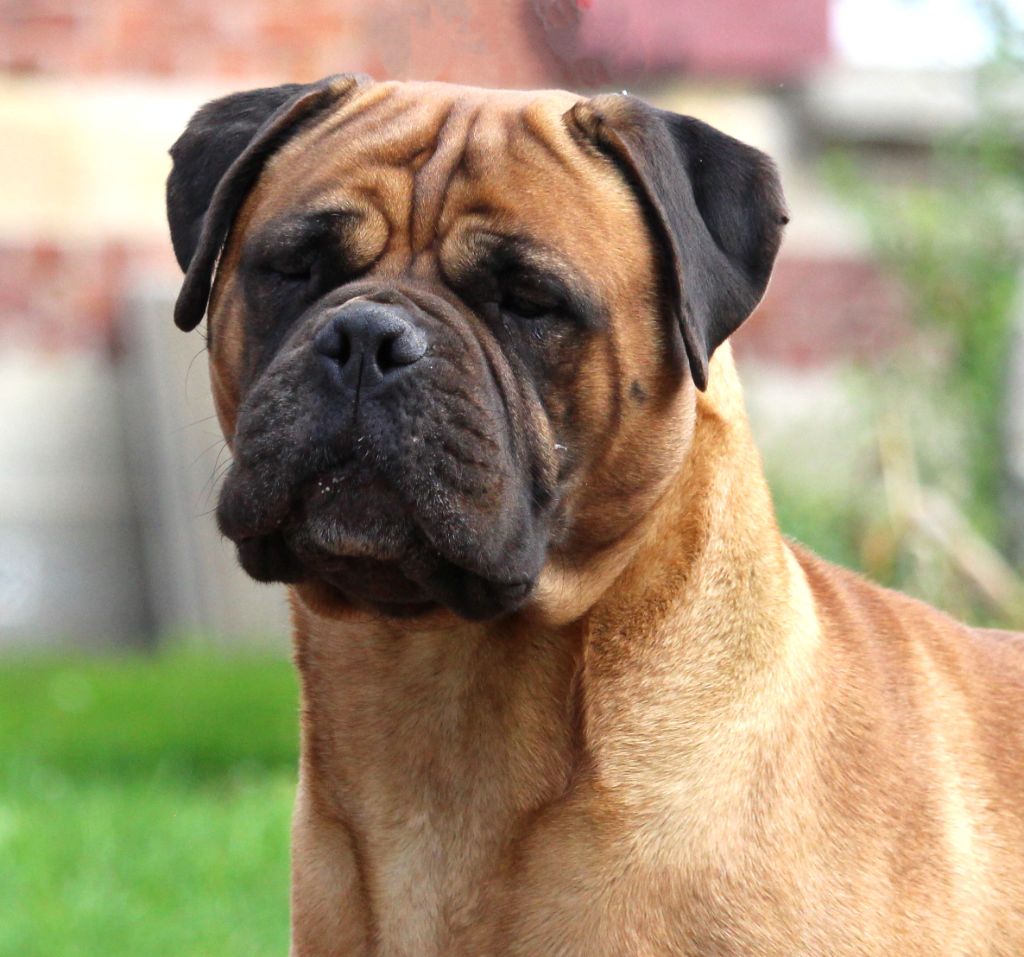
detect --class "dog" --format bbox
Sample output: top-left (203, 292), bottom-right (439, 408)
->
top-left (166, 75), bottom-right (1024, 956)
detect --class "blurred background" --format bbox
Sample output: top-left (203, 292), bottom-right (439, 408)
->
top-left (1, 1), bottom-right (1022, 954)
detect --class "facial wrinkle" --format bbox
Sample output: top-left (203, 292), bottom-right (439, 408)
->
top-left (409, 102), bottom-right (479, 258)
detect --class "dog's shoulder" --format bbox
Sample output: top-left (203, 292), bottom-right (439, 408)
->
top-left (789, 538), bottom-right (1024, 707)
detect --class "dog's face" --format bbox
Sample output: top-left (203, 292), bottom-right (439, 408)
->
top-left (167, 77), bottom-right (786, 621)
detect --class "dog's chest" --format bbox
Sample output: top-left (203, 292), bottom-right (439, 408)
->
top-left (353, 804), bottom-right (792, 957)
top-left (357, 803), bottom-right (502, 956)
top-left (294, 617), bottom-right (589, 953)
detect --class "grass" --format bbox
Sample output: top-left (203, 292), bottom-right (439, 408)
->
top-left (0, 653), bottom-right (300, 957)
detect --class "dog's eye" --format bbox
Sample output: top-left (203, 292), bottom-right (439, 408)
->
top-left (502, 292), bottom-right (550, 320)
top-left (500, 280), bottom-right (561, 321)
top-left (273, 265), bottom-right (312, 282)
top-left (261, 252), bottom-right (315, 284)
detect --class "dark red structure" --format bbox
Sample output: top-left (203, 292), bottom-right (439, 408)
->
top-left (3, 0), bottom-right (829, 85)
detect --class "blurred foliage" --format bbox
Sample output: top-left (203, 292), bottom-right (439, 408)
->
top-left (0, 653), bottom-right (297, 957)
top-left (802, 1), bottom-right (1024, 628)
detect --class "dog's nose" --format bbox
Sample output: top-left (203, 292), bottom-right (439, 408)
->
top-left (314, 301), bottom-right (427, 387)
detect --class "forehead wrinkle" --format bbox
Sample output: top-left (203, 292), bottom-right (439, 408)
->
top-left (512, 106), bottom-right (582, 178)
top-left (284, 83), bottom-right (421, 159)
top-left (409, 101), bottom-right (479, 256)
top-left (271, 91), bottom-right (453, 211)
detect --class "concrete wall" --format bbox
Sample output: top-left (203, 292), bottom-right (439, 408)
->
top-left (0, 348), bottom-right (150, 647)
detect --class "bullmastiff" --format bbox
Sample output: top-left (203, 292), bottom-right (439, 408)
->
top-left (166, 75), bottom-right (1024, 955)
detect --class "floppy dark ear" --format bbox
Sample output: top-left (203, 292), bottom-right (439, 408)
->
top-left (167, 74), bottom-right (367, 332)
top-left (567, 95), bottom-right (787, 390)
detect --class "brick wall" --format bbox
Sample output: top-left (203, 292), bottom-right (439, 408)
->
top-left (546, 0), bottom-right (829, 85)
top-left (5, 0), bottom-right (829, 84)
top-left (2, 0), bottom-right (563, 84)
top-left (735, 256), bottom-right (912, 367)
top-left (0, 242), bottom-right (135, 351)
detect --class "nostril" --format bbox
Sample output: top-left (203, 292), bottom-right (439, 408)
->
top-left (376, 334), bottom-right (398, 373)
top-left (314, 323), bottom-right (352, 365)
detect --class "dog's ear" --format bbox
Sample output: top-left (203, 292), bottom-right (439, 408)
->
top-left (167, 74), bottom-right (368, 332)
top-left (566, 95), bottom-right (787, 390)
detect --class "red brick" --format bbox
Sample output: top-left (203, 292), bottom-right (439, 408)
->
top-left (0, 242), bottom-right (177, 352)
top-left (734, 256), bottom-right (913, 368)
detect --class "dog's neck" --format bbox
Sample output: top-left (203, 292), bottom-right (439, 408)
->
top-left (574, 353), bottom-right (821, 811)
top-left (288, 350), bottom-right (819, 942)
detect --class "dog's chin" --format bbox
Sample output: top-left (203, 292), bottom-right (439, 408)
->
top-left (231, 512), bottom-right (536, 622)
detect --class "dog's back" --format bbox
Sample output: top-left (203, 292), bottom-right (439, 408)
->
top-left (792, 543), bottom-right (1024, 951)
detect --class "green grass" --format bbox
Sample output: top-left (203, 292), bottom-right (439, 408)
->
top-left (0, 653), bottom-right (300, 957)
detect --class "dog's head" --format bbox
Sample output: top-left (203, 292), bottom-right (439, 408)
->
top-left (166, 76), bottom-right (786, 621)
